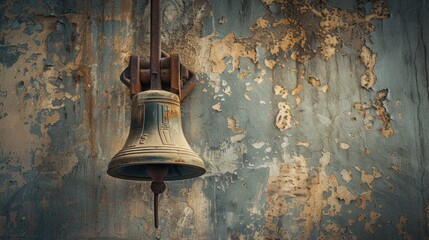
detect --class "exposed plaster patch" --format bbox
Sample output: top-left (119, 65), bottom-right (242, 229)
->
top-left (320, 34), bottom-right (339, 60)
top-left (223, 86), bottom-right (231, 96)
top-left (396, 216), bottom-right (412, 240)
top-left (254, 77), bottom-right (264, 84)
top-left (251, 17), bottom-right (270, 30)
top-left (264, 59), bottom-right (276, 69)
top-left (252, 142), bottom-right (265, 149)
top-left (263, 154), bottom-right (309, 236)
top-left (339, 142), bottom-right (350, 150)
top-left (353, 100), bottom-right (375, 130)
top-left (291, 84), bottom-right (303, 96)
top-left (212, 102), bottom-right (222, 112)
top-left (274, 85), bottom-right (288, 99)
top-left (209, 33), bottom-right (257, 74)
top-left (356, 190), bottom-right (372, 210)
top-left (365, 210), bottom-right (381, 234)
top-left (341, 169), bottom-right (352, 183)
top-left (320, 84), bottom-right (328, 93)
top-left (227, 116), bottom-right (244, 133)
top-left (296, 141), bottom-right (309, 148)
top-left (374, 89), bottom-right (394, 138)
top-left (360, 45), bottom-right (377, 89)
top-left (354, 89), bottom-right (394, 137)
top-left (275, 102), bottom-right (292, 131)
top-left (320, 222), bottom-right (344, 239)
top-left (262, 152), bottom-right (362, 238)
top-left (308, 76), bottom-right (322, 88)
top-left (202, 141), bottom-right (245, 175)
top-left (354, 165), bottom-right (383, 188)
top-left (230, 132), bottom-right (246, 143)
top-left (244, 93), bottom-right (251, 101)
top-left (295, 97), bottom-right (302, 106)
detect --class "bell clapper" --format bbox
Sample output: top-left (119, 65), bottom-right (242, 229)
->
top-left (151, 181), bottom-right (166, 228)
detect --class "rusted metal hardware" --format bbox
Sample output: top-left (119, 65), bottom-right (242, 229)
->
top-left (120, 52), bottom-right (197, 101)
top-left (119, 0), bottom-right (196, 100)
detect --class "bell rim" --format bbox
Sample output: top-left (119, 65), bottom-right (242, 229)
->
top-left (107, 162), bottom-right (206, 181)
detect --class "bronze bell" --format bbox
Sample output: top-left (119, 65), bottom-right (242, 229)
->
top-left (108, 0), bottom-right (206, 229)
top-left (108, 90), bottom-right (205, 181)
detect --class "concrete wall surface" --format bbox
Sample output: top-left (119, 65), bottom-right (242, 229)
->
top-left (1, 0), bottom-right (428, 239)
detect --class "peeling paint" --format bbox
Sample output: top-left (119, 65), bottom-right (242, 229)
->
top-left (1, 0), bottom-right (428, 239)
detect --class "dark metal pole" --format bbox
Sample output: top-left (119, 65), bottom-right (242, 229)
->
top-left (150, 0), bottom-right (162, 90)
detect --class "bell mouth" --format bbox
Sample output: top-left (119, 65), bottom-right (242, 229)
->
top-left (107, 163), bottom-right (206, 181)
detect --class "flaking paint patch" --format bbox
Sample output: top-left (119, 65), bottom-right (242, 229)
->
top-left (291, 83), bottom-right (303, 96)
top-left (320, 34), bottom-right (339, 61)
top-left (0, 17), bottom-right (81, 183)
top-left (274, 85), bottom-right (288, 99)
top-left (354, 165), bottom-right (383, 188)
top-left (375, 89), bottom-right (394, 138)
top-left (341, 169), bottom-right (352, 183)
top-left (275, 102), bottom-right (293, 131)
top-left (227, 116), bottom-right (244, 133)
top-left (364, 210), bottom-right (381, 234)
top-left (262, 152), bottom-right (360, 238)
top-left (396, 216), bottom-right (412, 240)
top-left (263, 154), bottom-right (310, 237)
top-left (202, 141), bottom-right (245, 175)
top-left (354, 89), bottom-right (394, 137)
top-left (212, 102), bottom-right (222, 111)
top-left (308, 76), bottom-right (321, 87)
top-left (360, 45), bottom-right (377, 89)
top-left (296, 141), bottom-right (309, 148)
top-left (340, 142), bottom-right (350, 150)
top-left (209, 33), bottom-right (257, 74)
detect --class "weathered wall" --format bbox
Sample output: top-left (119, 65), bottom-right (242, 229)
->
top-left (1, 0), bottom-right (428, 239)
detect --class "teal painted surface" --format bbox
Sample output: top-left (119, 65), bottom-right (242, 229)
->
top-left (0, 0), bottom-right (428, 239)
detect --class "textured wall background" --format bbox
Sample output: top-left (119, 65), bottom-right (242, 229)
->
top-left (1, 0), bottom-right (428, 239)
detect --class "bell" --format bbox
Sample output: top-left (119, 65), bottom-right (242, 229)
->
top-left (107, 90), bottom-right (206, 181)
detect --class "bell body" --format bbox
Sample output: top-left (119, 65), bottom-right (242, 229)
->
top-left (108, 90), bottom-right (205, 181)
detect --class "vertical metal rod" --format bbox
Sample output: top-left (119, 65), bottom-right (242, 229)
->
top-left (151, 180), bottom-right (166, 229)
top-left (150, 0), bottom-right (162, 89)
top-left (154, 192), bottom-right (159, 228)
